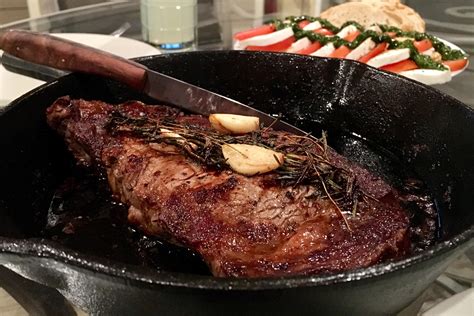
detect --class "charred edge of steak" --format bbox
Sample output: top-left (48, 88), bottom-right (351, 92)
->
top-left (45, 96), bottom-right (436, 278)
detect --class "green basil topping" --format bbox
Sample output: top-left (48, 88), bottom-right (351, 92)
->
top-left (265, 16), bottom-right (467, 71)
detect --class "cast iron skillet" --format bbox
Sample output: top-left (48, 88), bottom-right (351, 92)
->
top-left (0, 51), bottom-right (473, 315)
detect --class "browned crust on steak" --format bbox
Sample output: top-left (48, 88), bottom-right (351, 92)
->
top-left (46, 96), bottom-right (411, 277)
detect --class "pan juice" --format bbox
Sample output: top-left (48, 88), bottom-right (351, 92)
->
top-left (44, 167), bottom-right (210, 275)
top-left (41, 131), bottom-right (438, 274)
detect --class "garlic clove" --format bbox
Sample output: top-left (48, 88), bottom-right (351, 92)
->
top-left (160, 128), bottom-right (183, 139)
top-left (222, 144), bottom-right (284, 176)
top-left (160, 128), bottom-right (197, 150)
top-left (209, 115), bottom-right (228, 133)
top-left (209, 114), bottom-right (259, 134)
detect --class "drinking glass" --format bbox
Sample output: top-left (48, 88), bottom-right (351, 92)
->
top-left (140, 0), bottom-right (197, 51)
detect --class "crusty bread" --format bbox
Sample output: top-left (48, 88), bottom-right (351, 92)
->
top-left (349, 0), bottom-right (400, 3)
top-left (321, 0), bottom-right (425, 32)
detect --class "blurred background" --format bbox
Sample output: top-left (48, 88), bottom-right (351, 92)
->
top-left (1, 0), bottom-right (472, 51)
top-left (1, 0), bottom-right (472, 105)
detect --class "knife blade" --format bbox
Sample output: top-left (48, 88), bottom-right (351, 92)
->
top-left (143, 70), bottom-right (303, 131)
top-left (1, 52), bottom-right (69, 82)
top-left (0, 29), bottom-right (306, 135)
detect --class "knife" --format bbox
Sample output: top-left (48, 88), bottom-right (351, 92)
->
top-left (0, 29), bottom-right (306, 135)
top-left (1, 52), bottom-right (69, 82)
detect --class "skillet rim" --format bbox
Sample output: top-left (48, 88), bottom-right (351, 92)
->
top-left (0, 230), bottom-right (473, 290)
top-left (0, 51), bottom-right (473, 290)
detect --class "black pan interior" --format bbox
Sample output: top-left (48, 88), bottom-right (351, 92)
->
top-left (0, 51), bottom-right (473, 279)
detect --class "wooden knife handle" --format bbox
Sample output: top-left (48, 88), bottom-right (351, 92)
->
top-left (0, 29), bottom-right (147, 91)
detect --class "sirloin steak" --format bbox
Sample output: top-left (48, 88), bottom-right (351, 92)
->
top-left (47, 96), bottom-right (413, 278)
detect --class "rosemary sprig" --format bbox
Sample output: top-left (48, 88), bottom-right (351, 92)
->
top-left (107, 112), bottom-right (367, 231)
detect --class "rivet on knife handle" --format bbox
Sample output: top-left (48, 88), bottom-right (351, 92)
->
top-left (0, 29), bottom-right (147, 91)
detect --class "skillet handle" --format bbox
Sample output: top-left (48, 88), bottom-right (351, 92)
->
top-left (0, 29), bottom-right (147, 91)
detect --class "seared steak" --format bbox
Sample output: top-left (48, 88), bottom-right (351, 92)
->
top-left (47, 96), bottom-right (411, 277)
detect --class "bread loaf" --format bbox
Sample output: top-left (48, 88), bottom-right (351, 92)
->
top-left (321, 0), bottom-right (425, 32)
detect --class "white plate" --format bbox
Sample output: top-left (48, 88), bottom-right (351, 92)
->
top-left (422, 288), bottom-right (474, 316)
top-left (0, 33), bottom-right (160, 106)
top-left (438, 37), bottom-right (469, 77)
top-left (232, 33), bottom-right (469, 85)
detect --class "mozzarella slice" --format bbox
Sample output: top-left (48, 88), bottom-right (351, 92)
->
top-left (346, 38), bottom-right (376, 60)
top-left (303, 21), bottom-right (321, 31)
top-left (422, 47), bottom-right (435, 56)
top-left (400, 69), bottom-right (452, 85)
top-left (311, 43), bottom-right (335, 57)
top-left (367, 48), bottom-right (410, 68)
top-left (287, 37), bottom-right (311, 53)
top-left (366, 25), bottom-right (382, 33)
top-left (233, 27), bottom-right (294, 50)
top-left (336, 25), bottom-right (359, 39)
top-left (394, 37), bottom-right (414, 42)
top-left (308, 25), bottom-right (358, 58)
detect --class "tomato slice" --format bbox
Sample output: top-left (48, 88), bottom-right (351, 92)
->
top-left (443, 59), bottom-right (468, 72)
top-left (298, 20), bottom-right (310, 29)
top-left (413, 39), bottom-right (433, 53)
top-left (295, 42), bottom-right (322, 55)
top-left (314, 28), bottom-right (333, 36)
top-left (329, 46), bottom-right (351, 58)
top-left (246, 36), bottom-right (295, 52)
top-left (328, 31), bottom-right (361, 59)
top-left (358, 42), bottom-right (388, 63)
top-left (234, 24), bottom-right (276, 41)
top-left (345, 31), bottom-right (360, 43)
top-left (380, 59), bottom-right (418, 73)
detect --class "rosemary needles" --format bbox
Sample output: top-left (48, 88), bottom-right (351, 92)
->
top-left (107, 111), bottom-right (364, 231)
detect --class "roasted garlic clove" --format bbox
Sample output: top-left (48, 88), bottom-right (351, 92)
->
top-left (160, 128), bottom-right (184, 139)
top-left (209, 114), bottom-right (259, 134)
top-left (222, 144), bottom-right (284, 176)
top-left (160, 128), bottom-right (197, 150)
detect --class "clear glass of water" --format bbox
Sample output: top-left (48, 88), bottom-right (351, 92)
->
top-left (140, 0), bottom-right (197, 51)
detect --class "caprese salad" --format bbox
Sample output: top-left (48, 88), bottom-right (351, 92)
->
top-left (233, 16), bottom-right (469, 85)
